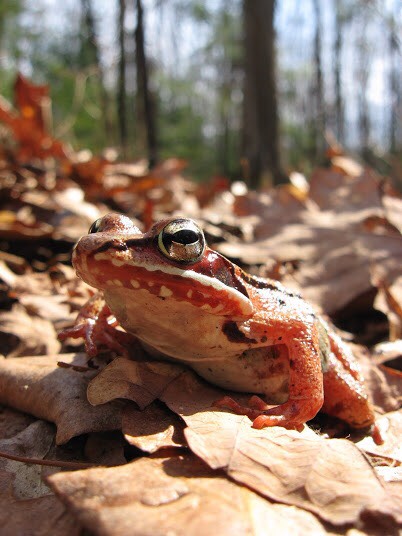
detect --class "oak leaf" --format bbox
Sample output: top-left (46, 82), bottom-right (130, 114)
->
top-left (0, 420), bottom-right (54, 499)
top-left (0, 471), bottom-right (80, 536)
top-left (48, 455), bottom-right (327, 536)
top-left (87, 357), bottom-right (185, 409)
top-left (122, 402), bottom-right (186, 453)
top-left (0, 406), bottom-right (36, 440)
top-left (0, 418), bottom-right (80, 534)
top-left (159, 370), bottom-right (401, 525)
top-left (0, 74), bottom-right (67, 160)
top-left (0, 354), bottom-right (125, 444)
top-left (355, 410), bottom-right (402, 462)
top-left (0, 304), bottom-right (60, 357)
top-left (87, 359), bottom-right (401, 525)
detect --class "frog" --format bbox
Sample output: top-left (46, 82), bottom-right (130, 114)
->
top-left (61, 213), bottom-right (376, 433)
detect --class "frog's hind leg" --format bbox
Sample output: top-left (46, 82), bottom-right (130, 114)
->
top-left (321, 330), bottom-right (374, 429)
top-left (216, 321), bottom-right (325, 431)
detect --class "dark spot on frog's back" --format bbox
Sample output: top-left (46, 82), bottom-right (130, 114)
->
top-left (222, 321), bottom-right (257, 344)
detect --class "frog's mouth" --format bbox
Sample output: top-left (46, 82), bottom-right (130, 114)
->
top-left (75, 248), bottom-right (254, 318)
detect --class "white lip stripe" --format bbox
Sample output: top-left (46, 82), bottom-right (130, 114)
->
top-left (90, 252), bottom-right (253, 315)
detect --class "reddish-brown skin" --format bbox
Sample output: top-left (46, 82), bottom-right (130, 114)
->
top-left (60, 213), bottom-right (379, 438)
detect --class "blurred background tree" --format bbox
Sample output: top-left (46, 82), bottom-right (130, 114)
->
top-left (0, 0), bottom-right (400, 187)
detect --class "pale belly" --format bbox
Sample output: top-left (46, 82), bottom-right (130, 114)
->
top-left (104, 287), bottom-right (290, 402)
top-left (190, 345), bottom-right (290, 403)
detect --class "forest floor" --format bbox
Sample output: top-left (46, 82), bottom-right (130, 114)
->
top-left (0, 76), bottom-right (401, 535)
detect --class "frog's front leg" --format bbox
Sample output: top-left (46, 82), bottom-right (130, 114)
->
top-left (217, 320), bottom-right (324, 431)
top-left (59, 292), bottom-right (136, 357)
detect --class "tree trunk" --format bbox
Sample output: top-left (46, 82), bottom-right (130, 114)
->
top-left (242, 0), bottom-right (284, 188)
top-left (312, 0), bottom-right (325, 158)
top-left (333, 0), bottom-right (344, 143)
top-left (135, 0), bottom-right (158, 167)
top-left (117, 0), bottom-right (128, 156)
top-left (80, 0), bottom-right (113, 145)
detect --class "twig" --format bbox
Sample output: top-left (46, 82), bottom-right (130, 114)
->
top-left (0, 450), bottom-right (101, 470)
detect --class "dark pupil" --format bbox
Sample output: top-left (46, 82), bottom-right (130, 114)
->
top-left (88, 219), bottom-right (102, 234)
top-left (171, 229), bottom-right (198, 244)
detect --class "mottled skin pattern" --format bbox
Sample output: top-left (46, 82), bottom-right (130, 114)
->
top-left (61, 213), bottom-right (375, 432)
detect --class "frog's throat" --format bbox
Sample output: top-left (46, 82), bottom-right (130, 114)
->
top-left (91, 252), bottom-right (254, 317)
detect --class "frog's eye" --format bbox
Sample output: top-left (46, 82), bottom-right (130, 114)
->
top-left (158, 219), bottom-right (206, 264)
top-left (88, 218), bottom-right (103, 234)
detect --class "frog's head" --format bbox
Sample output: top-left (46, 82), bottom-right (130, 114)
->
top-left (73, 213), bottom-right (253, 318)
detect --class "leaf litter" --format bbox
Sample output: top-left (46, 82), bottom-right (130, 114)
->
top-left (0, 75), bottom-right (401, 534)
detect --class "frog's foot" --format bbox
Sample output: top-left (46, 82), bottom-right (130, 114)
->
top-left (59, 320), bottom-right (133, 357)
top-left (59, 294), bottom-right (135, 357)
top-left (251, 397), bottom-right (322, 431)
top-left (214, 395), bottom-right (323, 432)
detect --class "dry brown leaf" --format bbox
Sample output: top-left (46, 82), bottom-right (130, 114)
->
top-left (376, 465), bottom-right (402, 484)
top-left (0, 260), bottom-right (19, 287)
top-left (87, 357), bottom-right (185, 409)
top-left (1, 263), bottom-right (81, 327)
top-left (0, 470), bottom-right (81, 536)
top-left (216, 168), bottom-right (402, 316)
top-left (122, 402), bottom-right (186, 453)
top-left (309, 168), bottom-right (380, 211)
top-left (383, 185), bottom-right (402, 234)
top-left (0, 420), bottom-right (54, 499)
top-left (330, 156), bottom-right (364, 177)
top-left (284, 231), bottom-right (402, 315)
top-left (364, 363), bottom-right (402, 413)
top-left (0, 354), bottom-right (125, 444)
top-left (355, 410), bottom-right (402, 462)
top-left (375, 465), bottom-right (402, 505)
top-left (158, 371), bottom-right (401, 525)
top-left (0, 420), bottom-right (81, 536)
top-left (0, 406), bottom-right (36, 440)
top-left (48, 454), bottom-right (327, 536)
top-left (0, 73), bottom-right (67, 160)
top-left (373, 339), bottom-right (402, 360)
top-left (1, 269), bottom-right (54, 295)
top-left (0, 212), bottom-right (54, 239)
top-left (373, 276), bottom-right (402, 341)
top-left (374, 466), bottom-right (402, 526)
top-left (87, 359), bottom-right (400, 525)
top-left (0, 304), bottom-right (60, 356)
top-left (18, 293), bottom-right (72, 323)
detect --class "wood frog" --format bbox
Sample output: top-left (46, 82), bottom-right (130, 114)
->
top-left (61, 213), bottom-right (376, 433)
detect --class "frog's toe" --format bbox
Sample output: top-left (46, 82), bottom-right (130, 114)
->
top-left (214, 395), bottom-right (322, 431)
top-left (214, 396), bottom-right (252, 416)
top-left (248, 395), bottom-right (271, 411)
top-left (59, 321), bottom-right (98, 356)
top-left (252, 415), bottom-right (304, 431)
top-left (251, 414), bottom-right (286, 428)
top-left (252, 396), bottom-right (323, 430)
top-left (59, 319), bottom-right (133, 357)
